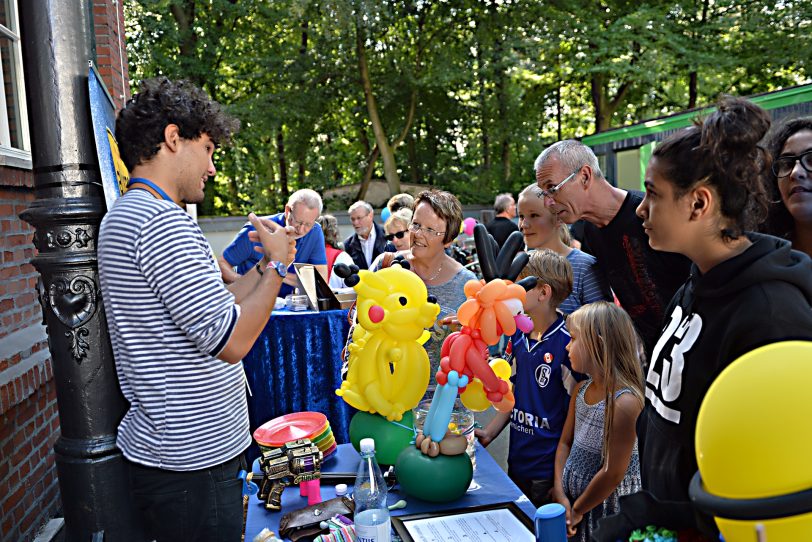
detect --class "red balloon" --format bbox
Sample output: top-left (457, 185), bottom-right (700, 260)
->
top-left (466, 347), bottom-right (499, 392)
top-left (440, 356), bottom-right (451, 373)
top-left (369, 305), bottom-right (384, 323)
top-left (440, 332), bottom-right (460, 359)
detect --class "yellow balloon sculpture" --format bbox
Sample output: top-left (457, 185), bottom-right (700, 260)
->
top-left (691, 341), bottom-right (812, 540)
top-left (336, 265), bottom-right (440, 421)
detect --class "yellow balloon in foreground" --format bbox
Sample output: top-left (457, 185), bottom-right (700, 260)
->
top-left (693, 341), bottom-right (812, 540)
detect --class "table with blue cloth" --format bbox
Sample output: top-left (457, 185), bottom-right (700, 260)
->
top-left (245, 443), bottom-right (536, 540)
top-left (243, 308), bottom-right (352, 463)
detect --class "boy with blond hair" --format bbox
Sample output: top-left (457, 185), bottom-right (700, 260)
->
top-left (475, 249), bottom-right (583, 506)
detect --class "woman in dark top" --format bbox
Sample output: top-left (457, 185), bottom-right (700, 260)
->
top-left (635, 96), bottom-right (812, 536)
top-left (764, 117), bottom-right (812, 258)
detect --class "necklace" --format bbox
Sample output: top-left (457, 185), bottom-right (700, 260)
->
top-left (420, 260), bottom-right (443, 282)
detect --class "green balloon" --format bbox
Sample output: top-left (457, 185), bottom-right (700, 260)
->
top-left (395, 446), bottom-right (473, 502)
top-left (349, 411), bottom-right (415, 466)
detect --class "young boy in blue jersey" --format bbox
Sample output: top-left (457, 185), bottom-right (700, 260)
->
top-left (475, 249), bottom-right (582, 506)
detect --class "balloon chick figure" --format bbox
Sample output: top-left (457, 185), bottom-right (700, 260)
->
top-left (334, 259), bottom-right (440, 422)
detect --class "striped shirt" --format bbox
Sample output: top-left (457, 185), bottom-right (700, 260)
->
top-left (98, 189), bottom-right (249, 470)
top-left (559, 249), bottom-right (613, 315)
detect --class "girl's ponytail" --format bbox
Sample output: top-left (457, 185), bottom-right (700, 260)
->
top-left (699, 96), bottom-right (771, 238)
top-left (652, 96), bottom-right (772, 240)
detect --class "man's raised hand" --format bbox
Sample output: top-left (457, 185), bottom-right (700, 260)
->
top-left (247, 213), bottom-right (296, 266)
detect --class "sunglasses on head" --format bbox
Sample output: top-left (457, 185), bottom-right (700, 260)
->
top-left (385, 230), bottom-right (408, 242)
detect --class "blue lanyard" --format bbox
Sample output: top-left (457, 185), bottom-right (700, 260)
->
top-left (127, 177), bottom-right (174, 202)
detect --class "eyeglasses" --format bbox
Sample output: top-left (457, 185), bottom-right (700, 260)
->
top-left (537, 169), bottom-right (580, 199)
top-left (408, 222), bottom-right (445, 238)
top-left (287, 208), bottom-right (315, 231)
top-left (772, 150), bottom-right (812, 178)
top-left (385, 230), bottom-right (408, 242)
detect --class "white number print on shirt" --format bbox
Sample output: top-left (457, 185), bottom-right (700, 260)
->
top-left (645, 306), bottom-right (703, 424)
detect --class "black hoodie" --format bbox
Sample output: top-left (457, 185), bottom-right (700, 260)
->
top-left (637, 233), bottom-right (812, 521)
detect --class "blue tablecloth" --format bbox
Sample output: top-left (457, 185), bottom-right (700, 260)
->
top-left (243, 309), bottom-right (352, 463)
top-left (245, 443), bottom-right (536, 540)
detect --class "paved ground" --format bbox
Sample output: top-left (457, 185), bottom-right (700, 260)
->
top-left (474, 407), bottom-right (509, 472)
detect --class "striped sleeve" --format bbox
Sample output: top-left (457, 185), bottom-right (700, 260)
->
top-left (135, 208), bottom-right (238, 357)
top-left (570, 250), bottom-right (612, 306)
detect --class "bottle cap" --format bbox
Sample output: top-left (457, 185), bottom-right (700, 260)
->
top-left (359, 438), bottom-right (375, 453)
top-left (335, 483), bottom-right (348, 496)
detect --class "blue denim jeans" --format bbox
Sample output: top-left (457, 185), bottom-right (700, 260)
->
top-left (127, 454), bottom-right (247, 542)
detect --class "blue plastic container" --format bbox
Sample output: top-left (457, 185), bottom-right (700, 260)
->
top-left (534, 503), bottom-right (567, 542)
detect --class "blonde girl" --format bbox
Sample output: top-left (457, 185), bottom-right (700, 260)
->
top-left (551, 302), bottom-right (644, 541)
top-left (517, 184), bottom-right (611, 313)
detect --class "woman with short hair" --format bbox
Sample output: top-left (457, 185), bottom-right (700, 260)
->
top-left (373, 189), bottom-right (475, 375)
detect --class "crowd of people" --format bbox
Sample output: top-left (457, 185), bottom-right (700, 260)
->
top-left (98, 77), bottom-right (812, 541)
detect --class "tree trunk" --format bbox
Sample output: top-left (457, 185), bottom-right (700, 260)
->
top-left (591, 75), bottom-right (608, 133)
top-left (556, 84), bottom-right (562, 141)
top-left (475, 30), bottom-right (490, 172)
top-left (276, 128), bottom-right (289, 201)
top-left (356, 20), bottom-right (401, 195)
top-left (357, 146), bottom-right (380, 201)
top-left (591, 73), bottom-right (631, 133)
top-left (688, 0), bottom-right (709, 109)
top-left (407, 135), bottom-right (419, 183)
top-left (169, 0), bottom-right (204, 88)
top-left (493, 10), bottom-right (510, 183)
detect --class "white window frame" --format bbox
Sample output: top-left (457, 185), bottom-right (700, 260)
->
top-left (0, 0), bottom-right (31, 169)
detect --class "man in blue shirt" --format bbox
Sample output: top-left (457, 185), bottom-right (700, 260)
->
top-left (219, 189), bottom-right (328, 296)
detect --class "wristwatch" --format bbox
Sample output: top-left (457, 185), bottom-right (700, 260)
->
top-left (265, 260), bottom-right (287, 278)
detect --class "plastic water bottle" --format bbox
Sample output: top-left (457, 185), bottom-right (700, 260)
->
top-left (353, 438), bottom-right (391, 542)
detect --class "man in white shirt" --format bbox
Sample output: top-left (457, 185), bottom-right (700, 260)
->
top-left (343, 200), bottom-right (391, 269)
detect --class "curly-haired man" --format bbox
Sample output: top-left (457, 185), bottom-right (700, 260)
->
top-left (98, 78), bottom-right (296, 541)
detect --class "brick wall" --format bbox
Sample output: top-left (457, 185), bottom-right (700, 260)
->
top-left (93, 0), bottom-right (130, 109)
top-left (0, 169), bottom-right (57, 542)
top-left (0, 1), bottom-right (130, 540)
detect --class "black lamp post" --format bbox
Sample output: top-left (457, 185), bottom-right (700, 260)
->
top-left (18, 1), bottom-right (142, 539)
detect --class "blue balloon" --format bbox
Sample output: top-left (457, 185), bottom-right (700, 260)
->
top-left (424, 371), bottom-right (466, 442)
top-left (381, 207), bottom-right (392, 222)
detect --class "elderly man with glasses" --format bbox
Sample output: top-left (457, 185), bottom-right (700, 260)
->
top-left (219, 188), bottom-right (327, 296)
top-left (344, 200), bottom-right (394, 270)
top-left (535, 140), bottom-right (691, 359)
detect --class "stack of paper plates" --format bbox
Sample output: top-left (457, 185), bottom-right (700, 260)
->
top-left (253, 412), bottom-right (337, 459)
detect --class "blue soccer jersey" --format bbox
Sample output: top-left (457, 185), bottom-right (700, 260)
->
top-left (506, 315), bottom-right (582, 480)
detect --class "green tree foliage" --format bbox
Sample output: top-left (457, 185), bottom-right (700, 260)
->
top-left (124, 0), bottom-right (812, 215)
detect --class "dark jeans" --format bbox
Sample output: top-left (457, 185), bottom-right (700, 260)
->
top-left (508, 471), bottom-right (554, 509)
top-left (127, 454), bottom-right (247, 542)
